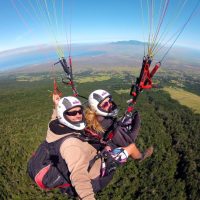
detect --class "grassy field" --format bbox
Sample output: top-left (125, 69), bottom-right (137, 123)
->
top-left (16, 75), bottom-right (46, 82)
top-left (114, 89), bottom-right (130, 94)
top-left (163, 87), bottom-right (200, 114)
top-left (75, 71), bottom-right (128, 83)
top-left (76, 75), bottom-right (111, 83)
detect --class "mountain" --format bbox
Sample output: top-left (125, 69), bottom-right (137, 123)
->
top-left (111, 40), bottom-right (145, 45)
top-left (0, 40), bottom-right (200, 74)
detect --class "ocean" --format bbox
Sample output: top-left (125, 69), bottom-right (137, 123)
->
top-left (0, 49), bottom-right (105, 72)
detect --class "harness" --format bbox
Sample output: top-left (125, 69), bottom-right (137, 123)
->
top-left (54, 57), bottom-right (87, 99)
top-left (121, 56), bottom-right (160, 123)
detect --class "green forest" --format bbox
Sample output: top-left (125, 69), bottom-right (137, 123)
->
top-left (0, 69), bottom-right (199, 200)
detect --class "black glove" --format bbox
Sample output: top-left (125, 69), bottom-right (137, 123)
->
top-left (101, 150), bottom-right (120, 175)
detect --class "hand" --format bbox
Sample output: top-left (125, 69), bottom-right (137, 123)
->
top-left (104, 146), bottom-right (112, 152)
top-left (120, 111), bottom-right (139, 126)
top-left (53, 93), bottom-right (60, 106)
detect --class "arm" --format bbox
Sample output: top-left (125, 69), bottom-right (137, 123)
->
top-left (60, 138), bottom-right (96, 200)
top-left (50, 94), bottom-right (61, 121)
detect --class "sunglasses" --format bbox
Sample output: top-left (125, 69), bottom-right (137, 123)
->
top-left (65, 109), bottom-right (83, 116)
top-left (101, 98), bottom-right (112, 108)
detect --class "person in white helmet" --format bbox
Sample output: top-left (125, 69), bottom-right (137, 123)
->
top-left (85, 89), bottom-right (118, 137)
top-left (42, 93), bottom-right (153, 200)
top-left (46, 94), bottom-right (105, 199)
top-left (85, 89), bottom-right (143, 148)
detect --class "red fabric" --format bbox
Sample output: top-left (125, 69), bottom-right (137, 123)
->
top-left (34, 164), bottom-right (71, 190)
top-left (68, 81), bottom-right (72, 85)
top-left (84, 128), bottom-right (102, 139)
top-left (35, 165), bottom-right (51, 190)
top-left (140, 61), bottom-right (152, 89)
top-left (58, 183), bottom-right (71, 188)
top-left (127, 106), bottom-right (134, 113)
top-left (139, 61), bottom-right (160, 89)
top-left (69, 56), bottom-right (72, 66)
top-left (132, 92), bottom-right (137, 97)
top-left (107, 132), bottom-right (114, 139)
top-left (150, 63), bottom-right (160, 78)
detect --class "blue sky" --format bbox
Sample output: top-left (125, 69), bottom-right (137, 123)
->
top-left (0, 0), bottom-right (200, 52)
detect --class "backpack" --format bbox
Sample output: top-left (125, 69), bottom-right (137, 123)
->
top-left (27, 132), bottom-right (118, 196)
top-left (27, 134), bottom-right (79, 196)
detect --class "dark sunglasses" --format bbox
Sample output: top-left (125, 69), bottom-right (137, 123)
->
top-left (65, 109), bottom-right (83, 116)
top-left (101, 98), bottom-right (112, 108)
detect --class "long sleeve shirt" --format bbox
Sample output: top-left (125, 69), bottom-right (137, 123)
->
top-left (46, 109), bottom-right (101, 199)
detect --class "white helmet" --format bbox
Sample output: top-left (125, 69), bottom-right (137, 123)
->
top-left (57, 96), bottom-right (86, 130)
top-left (88, 89), bottom-right (118, 117)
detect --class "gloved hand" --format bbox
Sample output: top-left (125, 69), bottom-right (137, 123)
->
top-left (119, 111), bottom-right (140, 130)
top-left (99, 150), bottom-right (119, 176)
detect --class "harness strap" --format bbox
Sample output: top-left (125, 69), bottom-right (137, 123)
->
top-left (88, 153), bottom-right (103, 172)
top-left (46, 133), bottom-right (84, 186)
top-left (87, 150), bottom-right (118, 177)
top-left (84, 128), bottom-right (102, 140)
top-left (103, 118), bottom-right (117, 141)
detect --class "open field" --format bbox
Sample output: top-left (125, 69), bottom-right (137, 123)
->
top-left (76, 74), bottom-right (111, 83)
top-left (114, 89), bottom-right (130, 94)
top-left (163, 87), bottom-right (200, 113)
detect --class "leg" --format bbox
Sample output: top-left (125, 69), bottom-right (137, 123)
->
top-left (123, 144), bottom-right (153, 160)
top-left (129, 111), bottom-right (141, 142)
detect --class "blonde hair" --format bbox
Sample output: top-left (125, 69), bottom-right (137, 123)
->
top-left (84, 107), bottom-right (105, 133)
